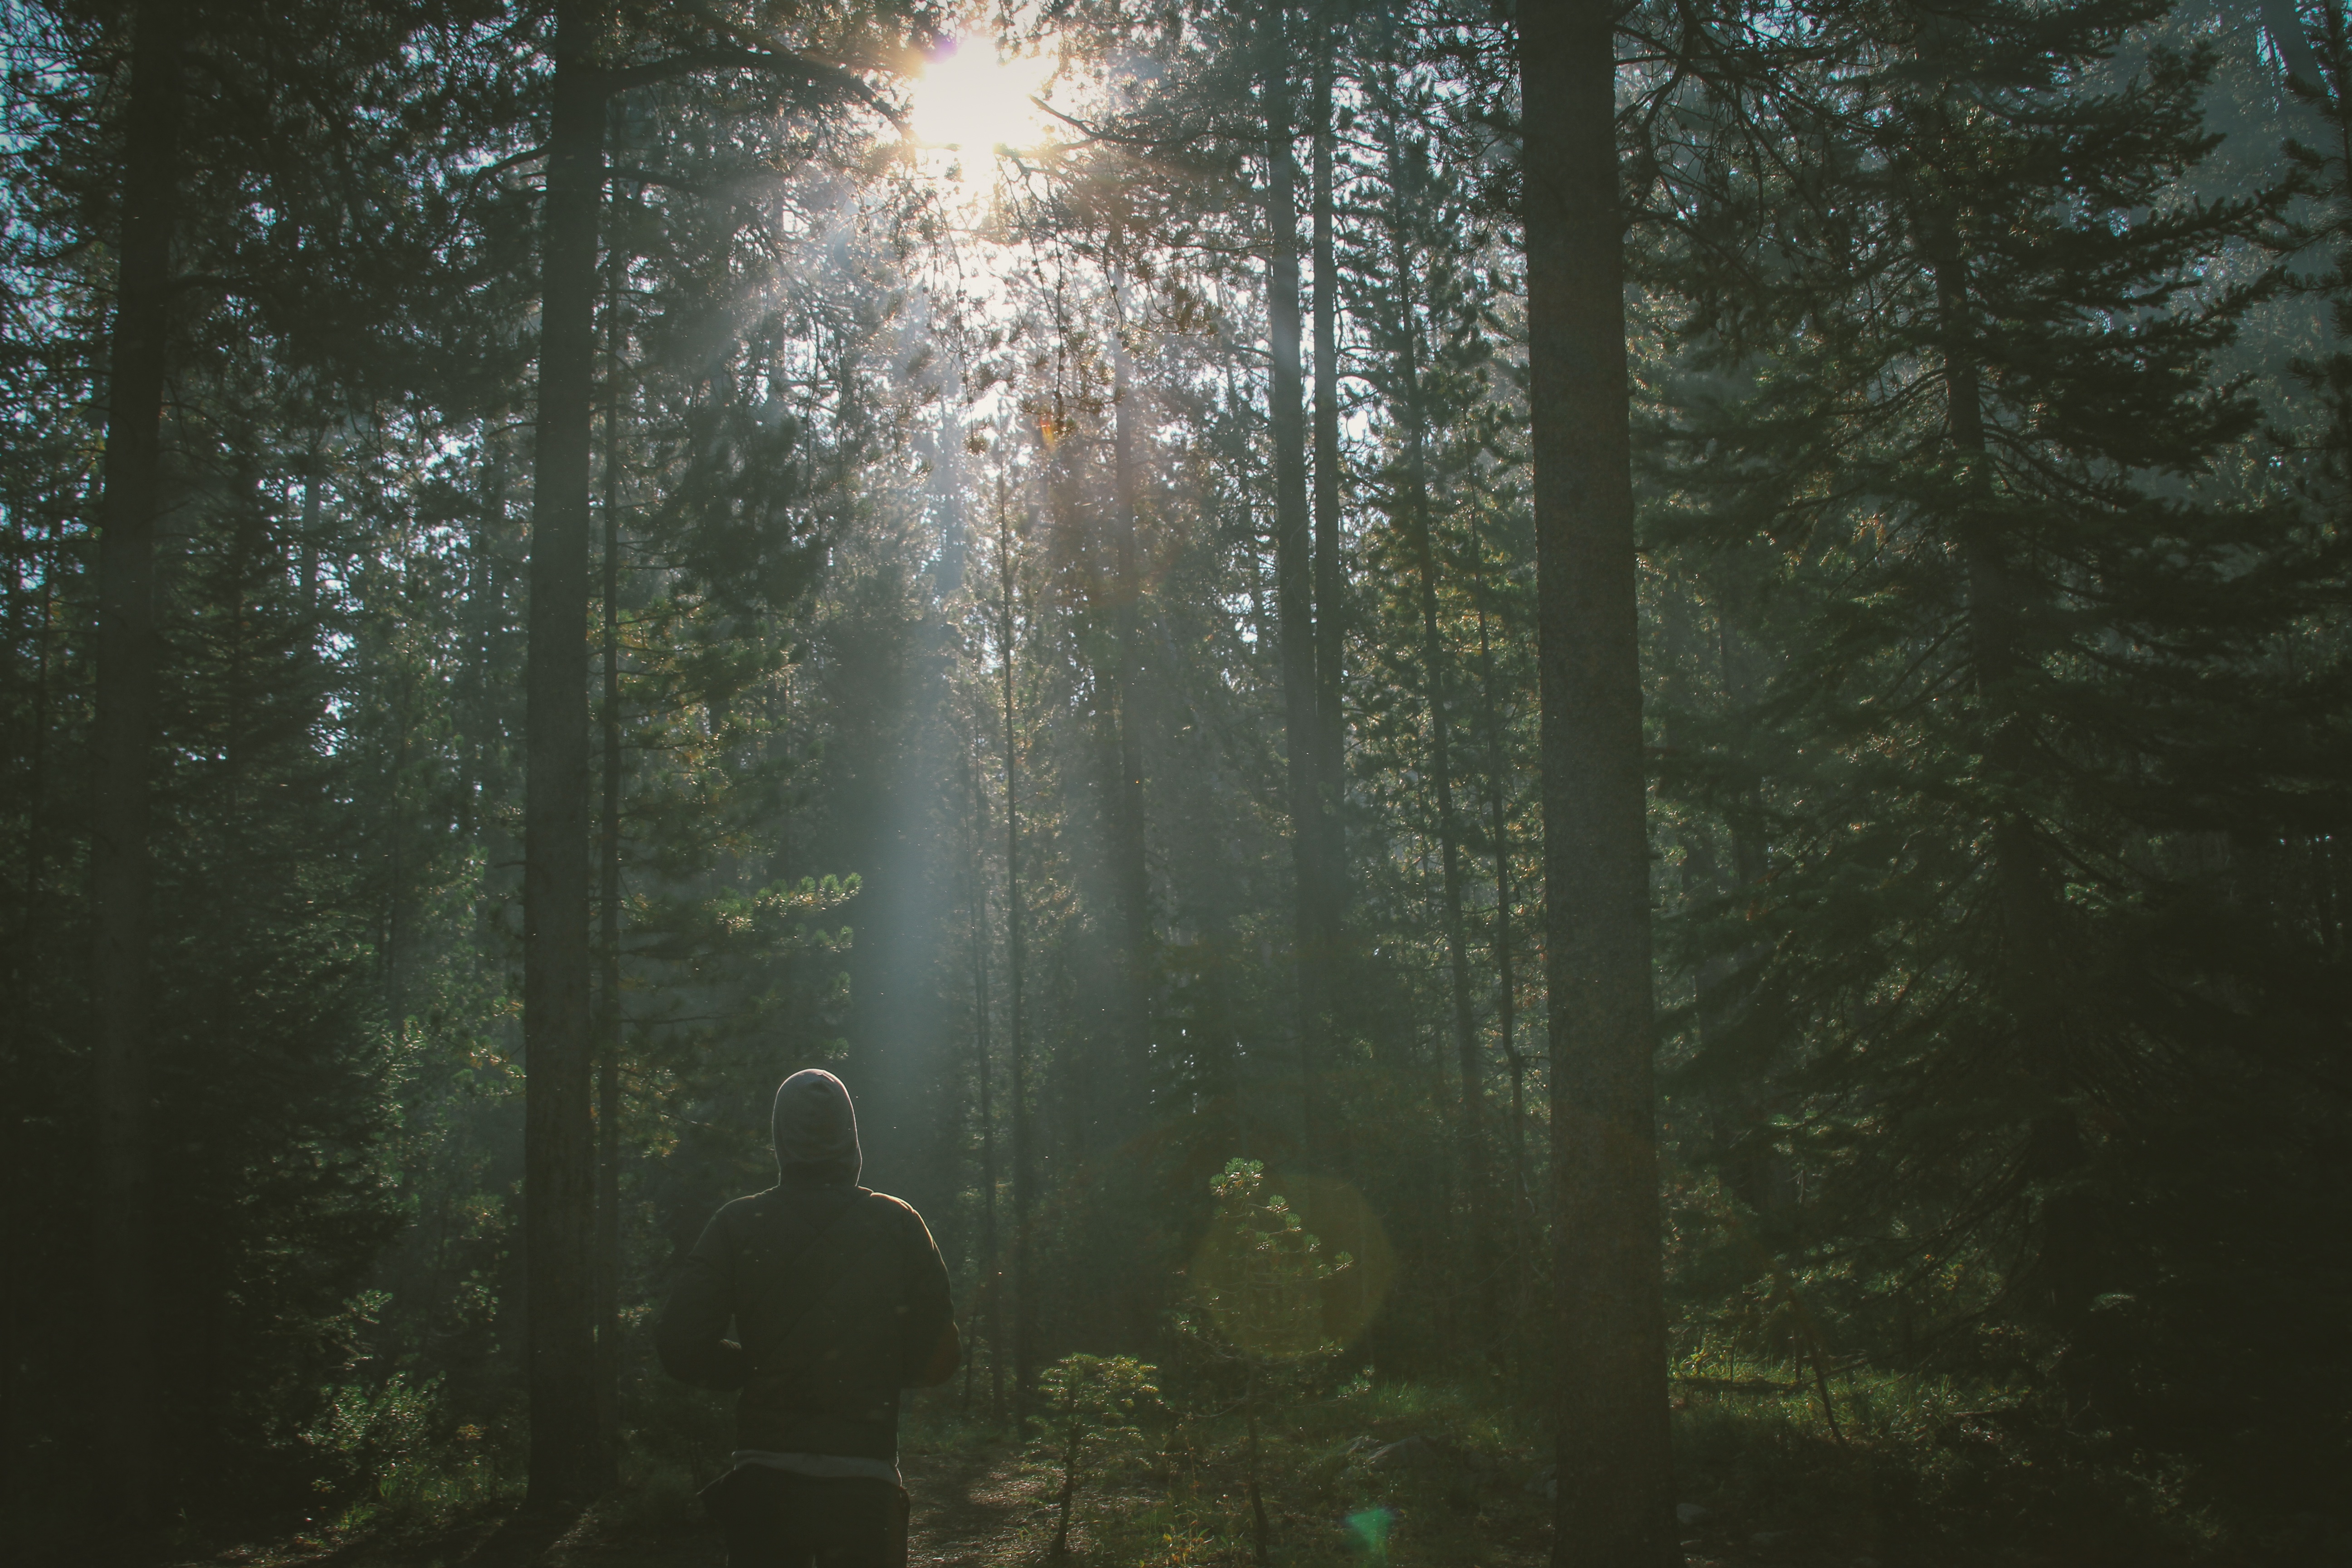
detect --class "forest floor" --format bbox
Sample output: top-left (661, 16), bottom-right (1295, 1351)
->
top-left (141, 1432), bottom-right (1812, 1568)
top-left (138, 1441), bottom-right (1056, 1568)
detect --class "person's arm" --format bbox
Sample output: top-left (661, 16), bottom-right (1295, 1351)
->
top-left (656, 1210), bottom-right (752, 1390)
top-left (913, 1319), bottom-right (962, 1387)
top-left (898, 1207), bottom-right (961, 1388)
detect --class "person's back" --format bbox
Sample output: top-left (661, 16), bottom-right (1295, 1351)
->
top-left (658, 1069), bottom-right (959, 1568)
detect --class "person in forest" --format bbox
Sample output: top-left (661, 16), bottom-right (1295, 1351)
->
top-left (657, 1068), bottom-right (960, 1568)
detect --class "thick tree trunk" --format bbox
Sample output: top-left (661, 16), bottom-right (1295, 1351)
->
top-left (1261, 4), bottom-right (1326, 1161)
top-left (523, 0), bottom-right (608, 1506)
top-left (1516, 5), bottom-right (1679, 1563)
top-left (89, 0), bottom-right (183, 1521)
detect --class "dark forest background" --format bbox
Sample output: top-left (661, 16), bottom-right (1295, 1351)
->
top-left (2, 1), bottom-right (2347, 1564)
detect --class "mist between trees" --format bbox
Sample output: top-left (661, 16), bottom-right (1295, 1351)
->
top-left (3, 1), bottom-right (2348, 1565)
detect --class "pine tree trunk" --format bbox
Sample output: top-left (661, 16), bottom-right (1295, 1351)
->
top-left (89, 0), bottom-right (183, 1520)
top-left (1261, 3), bottom-right (1326, 1161)
top-left (8, 514), bottom-right (60, 1485)
top-left (593, 216), bottom-right (626, 1465)
top-left (523, 0), bottom-right (608, 1506)
top-left (1932, 242), bottom-right (2085, 1305)
top-left (1469, 537), bottom-right (1532, 1284)
top-left (1935, 246), bottom-right (2066, 995)
top-left (1000, 490), bottom-right (1034, 1408)
top-left (969, 749), bottom-right (1005, 1424)
top-left (1310, 18), bottom-right (1346, 878)
top-left (466, 441), bottom-right (504, 843)
top-left (1107, 263), bottom-right (1152, 1133)
top-left (1388, 162), bottom-right (1490, 1320)
top-left (1516, 4), bottom-right (1678, 1562)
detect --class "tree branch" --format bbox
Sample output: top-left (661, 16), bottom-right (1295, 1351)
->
top-left (600, 48), bottom-right (903, 128)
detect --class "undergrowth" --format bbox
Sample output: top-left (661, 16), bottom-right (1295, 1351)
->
top-left (900, 1360), bottom-right (2324, 1568)
top-left (244, 1358), bottom-right (2341, 1566)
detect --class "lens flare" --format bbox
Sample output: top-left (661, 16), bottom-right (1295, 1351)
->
top-left (1190, 1172), bottom-right (1396, 1356)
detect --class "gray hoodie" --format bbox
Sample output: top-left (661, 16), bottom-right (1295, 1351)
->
top-left (772, 1068), bottom-right (862, 1185)
top-left (656, 1068), bottom-right (959, 1470)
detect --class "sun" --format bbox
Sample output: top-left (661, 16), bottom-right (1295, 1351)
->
top-left (908, 39), bottom-right (1055, 155)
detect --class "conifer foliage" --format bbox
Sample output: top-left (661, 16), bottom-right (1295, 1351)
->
top-left (1647, 0), bottom-right (2352, 1507)
top-left (0, 0), bottom-right (2345, 1557)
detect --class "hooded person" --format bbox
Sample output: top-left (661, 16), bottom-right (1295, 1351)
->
top-left (657, 1068), bottom-right (959, 1568)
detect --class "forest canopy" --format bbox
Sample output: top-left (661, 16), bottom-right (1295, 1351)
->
top-left (2, 0), bottom-right (2347, 1565)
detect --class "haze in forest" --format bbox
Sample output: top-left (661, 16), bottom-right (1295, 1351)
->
top-left (3, 2), bottom-right (2347, 1567)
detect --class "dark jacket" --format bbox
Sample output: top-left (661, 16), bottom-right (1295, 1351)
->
top-left (655, 1070), bottom-right (959, 1462)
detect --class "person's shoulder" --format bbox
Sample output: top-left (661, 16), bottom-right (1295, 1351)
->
top-left (858, 1188), bottom-right (920, 1220)
top-left (858, 1189), bottom-right (932, 1235)
top-left (708, 1189), bottom-right (785, 1232)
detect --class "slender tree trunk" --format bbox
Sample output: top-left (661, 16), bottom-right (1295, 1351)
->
top-left (524, 0), bottom-right (608, 1506)
top-left (1667, 593), bottom-right (1777, 1216)
top-left (594, 201), bottom-right (627, 1465)
top-left (1245, 1369), bottom-right (1271, 1567)
top-left (1517, 5), bottom-right (1678, 1562)
top-left (1469, 533), bottom-right (1532, 1279)
top-left (5, 512), bottom-right (55, 1494)
top-left (1261, 3), bottom-right (1326, 1162)
top-left (1387, 175), bottom-right (1490, 1318)
top-left (89, 0), bottom-right (183, 1521)
top-left (467, 441), bottom-right (504, 840)
top-left (1000, 485), bottom-right (1034, 1408)
top-left (1936, 244), bottom-right (2065, 1007)
top-left (1310, 16), bottom-right (1346, 873)
top-left (969, 745), bottom-right (1005, 1425)
top-left (1932, 241), bottom-right (2084, 1309)
top-left (386, 701), bottom-right (410, 1021)
top-left (297, 448), bottom-right (323, 637)
top-left (1107, 261), bottom-right (1153, 1131)
top-left (27, 512), bottom-right (55, 912)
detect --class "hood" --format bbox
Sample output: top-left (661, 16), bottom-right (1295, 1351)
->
top-left (772, 1068), bottom-right (862, 1186)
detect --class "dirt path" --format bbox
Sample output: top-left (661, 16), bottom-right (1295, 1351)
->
top-left (138, 1441), bottom-right (1047, 1568)
top-left (902, 1439), bottom-right (1045, 1568)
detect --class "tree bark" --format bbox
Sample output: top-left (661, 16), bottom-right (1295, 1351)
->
top-left (1310, 17), bottom-right (1346, 876)
top-left (1107, 260), bottom-right (1153, 1130)
top-left (89, 0), bottom-right (183, 1521)
top-left (1387, 151), bottom-right (1490, 1319)
top-left (1261, 3), bottom-right (1326, 1162)
top-left (465, 441), bottom-right (504, 842)
top-left (593, 198), bottom-right (627, 1466)
top-left (999, 483), bottom-right (1034, 1408)
top-left (1516, 4), bottom-right (1679, 1563)
top-left (1469, 533), bottom-right (1532, 1274)
top-left (969, 745), bottom-right (1005, 1424)
top-left (1932, 239), bottom-right (2085, 1314)
top-left (524, 0), bottom-right (609, 1506)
